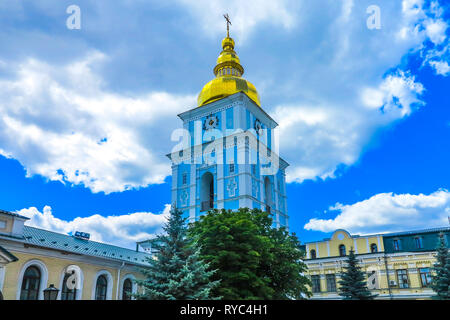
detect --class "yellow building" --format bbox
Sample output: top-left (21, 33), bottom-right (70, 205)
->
top-left (0, 209), bottom-right (149, 300)
top-left (302, 227), bottom-right (450, 300)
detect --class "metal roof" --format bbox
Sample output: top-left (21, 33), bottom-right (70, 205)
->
top-left (383, 226), bottom-right (450, 237)
top-left (14, 226), bottom-right (151, 266)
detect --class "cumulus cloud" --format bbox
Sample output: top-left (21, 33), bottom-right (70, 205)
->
top-left (304, 189), bottom-right (450, 234)
top-left (429, 60), bottom-right (450, 75)
top-left (276, 70), bottom-right (424, 183)
top-left (417, 0), bottom-right (450, 76)
top-left (270, 0), bottom-right (446, 183)
top-left (0, 52), bottom-right (196, 193)
top-left (17, 205), bottom-right (170, 249)
top-left (0, 0), bottom-right (448, 193)
top-left (176, 0), bottom-right (298, 40)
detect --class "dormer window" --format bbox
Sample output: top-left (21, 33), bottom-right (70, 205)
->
top-left (370, 243), bottom-right (378, 253)
top-left (393, 239), bottom-right (400, 251)
top-left (415, 237), bottom-right (423, 249)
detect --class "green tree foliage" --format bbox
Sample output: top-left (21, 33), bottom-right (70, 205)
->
top-left (338, 248), bottom-right (377, 300)
top-left (188, 208), bottom-right (311, 300)
top-left (134, 206), bottom-right (220, 300)
top-left (430, 233), bottom-right (450, 300)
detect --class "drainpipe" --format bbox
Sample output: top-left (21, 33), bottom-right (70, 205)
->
top-left (116, 262), bottom-right (125, 300)
top-left (383, 254), bottom-right (393, 300)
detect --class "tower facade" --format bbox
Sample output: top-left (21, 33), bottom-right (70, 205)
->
top-left (168, 31), bottom-right (289, 228)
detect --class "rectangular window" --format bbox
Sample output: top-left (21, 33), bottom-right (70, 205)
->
top-left (226, 107), bottom-right (234, 129)
top-left (326, 274), bottom-right (337, 292)
top-left (419, 268), bottom-right (432, 287)
top-left (396, 269), bottom-right (409, 288)
top-left (0, 220), bottom-right (6, 229)
top-left (311, 275), bottom-right (321, 293)
top-left (393, 239), bottom-right (400, 251)
top-left (229, 164), bottom-right (235, 173)
top-left (182, 173), bottom-right (187, 185)
top-left (252, 165), bottom-right (256, 175)
top-left (415, 237), bottom-right (423, 249)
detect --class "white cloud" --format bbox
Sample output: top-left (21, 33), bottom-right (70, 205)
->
top-left (304, 189), bottom-right (450, 234)
top-left (0, 52), bottom-right (196, 193)
top-left (425, 19), bottom-right (447, 45)
top-left (0, 0), bottom-right (448, 193)
top-left (269, 0), bottom-right (445, 183)
top-left (17, 205), bottom-right (170, 249)
top-left (276, 71), bottom-right (424, 183)
top-left (429, 60), bottom-right (450, 75)
top-left (176, 0), bottom-right (298, 40)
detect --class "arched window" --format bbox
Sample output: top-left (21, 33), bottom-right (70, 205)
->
top-left (264, 177), bottom-right (272, 214)
top-left (370, 243), bottom-right (378, 253)
top-left (200, 172), bottom-right (214, 212)
top-left (95, 275), bottom-right (108, 300)
top-left (61, 273), bottom-right (77, 300)
top-left (339, 244), bottom-right (346, 257)
top-left (122, 279), bottom-right (133, 300)
top-left (20, 266), bottom-right (41, 300)
top-left (415, 237), bottom-right (423, 249)
top-left (310, 249), bottom-right (316, 259)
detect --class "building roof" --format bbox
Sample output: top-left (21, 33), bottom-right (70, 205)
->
top-left (383, 226), bottom-right (450, 237)
top-left (0, 209), bottom-right (29, 220)
top-left (0, 245), bottom-right (18, 262)
top-left (1, 226), bottom-right (151, 266)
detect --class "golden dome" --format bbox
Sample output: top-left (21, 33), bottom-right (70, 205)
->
top-left (197, 35), bottom-right (261, 107)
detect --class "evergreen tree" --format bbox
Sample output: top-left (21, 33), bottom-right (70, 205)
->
top-left (134, 206), bottom-right (220, 300)
top-left (430, 233), bottom-right (450, 300)
top-left (188, 208), bottom-right (311, 300)
top-left (338, 248), bottom-right (377, 300)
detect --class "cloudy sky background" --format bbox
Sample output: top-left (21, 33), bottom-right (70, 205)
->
top-left (0, 0), bottom-right (449, 248)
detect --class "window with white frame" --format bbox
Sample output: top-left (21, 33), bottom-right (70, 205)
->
top-left (396, 269), bottom-right (409, 288)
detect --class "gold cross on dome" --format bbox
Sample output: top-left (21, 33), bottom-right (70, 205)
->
top-left (224, 13), bottom-right (232, 37)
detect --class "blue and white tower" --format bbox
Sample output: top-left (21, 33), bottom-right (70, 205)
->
top-left (168, 27), bottom-right (289, 228)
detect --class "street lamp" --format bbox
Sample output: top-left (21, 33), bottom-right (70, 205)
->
top-left (43, 284), bottom-right (59, 300)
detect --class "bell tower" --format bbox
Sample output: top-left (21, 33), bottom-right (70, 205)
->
top-left (168, 16), bottom-right (289, 228)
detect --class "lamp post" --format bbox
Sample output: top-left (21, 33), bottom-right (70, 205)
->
top-left (43, 284), bottom-right (59, 300)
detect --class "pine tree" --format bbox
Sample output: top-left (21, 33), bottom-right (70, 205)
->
top-left (338, 248), bottom-right (377, 300)
top-left (134, 206), bottom-right (220, 300)
top-left (430, 233), bottom-right (450, 300)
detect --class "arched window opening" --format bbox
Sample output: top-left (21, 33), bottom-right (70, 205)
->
top-left (310, 249), bottom-right (316, 259)
top-left (61, 273), bottom-right (77, 300)
top-left (264, 177), bottom-right (272, 214)
top-left (122, 279), bottom-right (133, 300)
top-left (95, 275), bottom-right (108, 300)
top-left (200, 172), bottom-right (214, 212)
top-left (370, 243), bottom-right (378, 253)
top-left (339, 244), bottom-right (346, 257)
top-left (415, 237), bottom-right (423, 249)
top-left (20, 266), bottom-right (41, 300)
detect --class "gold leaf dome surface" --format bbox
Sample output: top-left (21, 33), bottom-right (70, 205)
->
top-left (197, 36), bottom-right (261, 107)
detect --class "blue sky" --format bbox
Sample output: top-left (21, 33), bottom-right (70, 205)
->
top-left (0, 0), bottom-right (449, 248)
